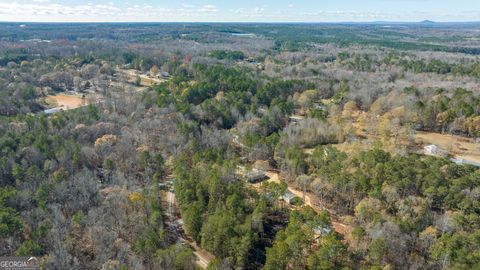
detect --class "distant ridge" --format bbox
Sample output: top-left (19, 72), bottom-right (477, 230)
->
top-left (420, 20), bottom-right (436, 24)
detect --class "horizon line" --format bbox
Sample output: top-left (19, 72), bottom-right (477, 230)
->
top-left (1, 20), bottom-right (480, 24)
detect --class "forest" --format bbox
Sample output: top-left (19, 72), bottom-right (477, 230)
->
top-left (0, 22), bottom-right (479, 270)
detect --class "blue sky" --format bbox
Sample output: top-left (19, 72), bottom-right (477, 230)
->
top-left (0, 0), bottom-right (479, 22)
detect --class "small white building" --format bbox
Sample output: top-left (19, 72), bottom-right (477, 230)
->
top-left (43, 107), bottom-right (64, 114)
top-left (157, 71), bottom-right (171, 79)
top-left (313, 103), bottom-right (327, 110)
top-left (280, 190), bottom-right (296, 204)
top-left (424, 144), bottom-right (439, 156)
top-left (313, 225), bottom-right (332, 236)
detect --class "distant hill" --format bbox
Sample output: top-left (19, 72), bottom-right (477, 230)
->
top-left (420, 20), bottom-right (436, 24)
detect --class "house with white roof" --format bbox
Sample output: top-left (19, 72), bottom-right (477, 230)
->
top-left (424, 144), bottom-right (439, 156)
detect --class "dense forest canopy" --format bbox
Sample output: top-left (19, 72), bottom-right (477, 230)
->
top-left (0, 22), bottom-right (479, 269)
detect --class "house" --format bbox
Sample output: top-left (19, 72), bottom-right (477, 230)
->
top-left (424, 144), bottom-right (439, 155)
top-left (258, 107), bottom-right (268, 114)
top-left (235, 166), bottom-right (267, 183)
top-left (313, 102), bottom-right (327, 110)
top-left (280, 190), bottom-right (296, 204)
top-left (288, 115), bottom-right (305, 124)
top-left (158, 183), bottom-right (168, 190)
top-left (245, 169), bottom-right (268, 183)
top-left (157, 71), bottom-right (171, 79)
top-left (232, 134), bottom-right (246, 148)
top-left (313, 225), bottom-right (332, 236)
top-left (43, 107), bottom-right (64, 114)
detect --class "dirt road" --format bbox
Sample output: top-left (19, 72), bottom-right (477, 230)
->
top-left (190, 241), bottom-right (215, 269)
top-left (264, 171), bottom-right (350, 236)
top-left (164, 191), bottom-right (214, 269)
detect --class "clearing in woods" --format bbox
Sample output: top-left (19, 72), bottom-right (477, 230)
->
top-left (45, 94), bottom-right (86, 110)
top-left (116, 68), bottom-right (167, 86)
top-left (414, 131), bottom-right (480, 163)
top-left (263, 171), bottom-right (350, 238)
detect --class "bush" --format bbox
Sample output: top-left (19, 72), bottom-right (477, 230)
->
top-left (16, 240), bottom-right (43, 256)
top-left (290, 196), bottom-right (304, 206)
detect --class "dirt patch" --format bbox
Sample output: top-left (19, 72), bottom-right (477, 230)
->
top-left (265, 171), bottom-right (281, 183)
top-left (190, 241), bottom-right (215, 269)
top-left (332, 221), bottom-right (349, 236)
top-left (45, 94), bottom-right (85, 109)
top-left (116, 69), bottom-right (167, 87)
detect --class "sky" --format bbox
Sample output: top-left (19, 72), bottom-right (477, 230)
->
top-left (0, 0), bottom-right (479, 23)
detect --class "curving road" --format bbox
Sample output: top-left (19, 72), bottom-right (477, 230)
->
top-left (264, 171), bottom-right (350, 236)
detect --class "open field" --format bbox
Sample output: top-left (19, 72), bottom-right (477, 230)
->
top-left (116, 68), bottom-right (167, 86)
top-left (44, 94), bottom-right (86, 109)
top-left (306, 126), bottom-right (480, 164)
top-left (327, 109), bottom-right (479, 163)
top-left (415, 131), bottom-right (480, 163)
